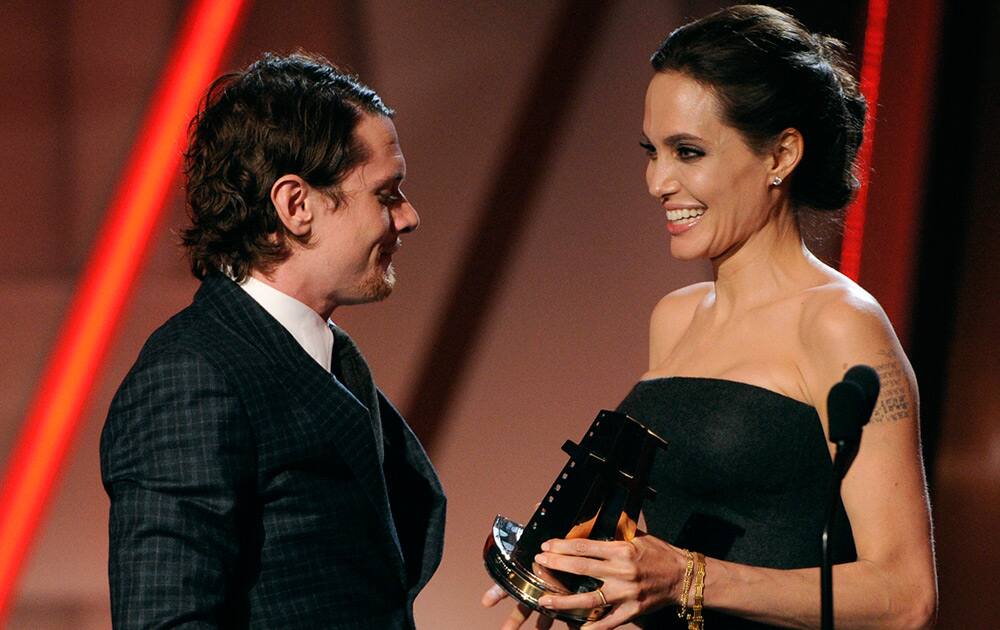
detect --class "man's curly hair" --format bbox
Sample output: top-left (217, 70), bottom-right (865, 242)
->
top-left (181, 52), bottom-right (393, 281)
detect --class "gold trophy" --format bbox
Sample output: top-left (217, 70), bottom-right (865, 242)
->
top-left (484, 410), bottom-right (668, 624)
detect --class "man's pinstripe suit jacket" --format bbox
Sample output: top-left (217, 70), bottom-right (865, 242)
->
top-left (101, 272), bottom-right (446, 629)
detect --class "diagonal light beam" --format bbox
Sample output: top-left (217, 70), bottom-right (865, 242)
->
top-left (840, 0), bottom-right (890, 280)
top-left (0, 0), bottom-right (248, 619)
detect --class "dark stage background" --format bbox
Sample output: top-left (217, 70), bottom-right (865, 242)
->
top-left (0, 1), bottom-right (995, 627)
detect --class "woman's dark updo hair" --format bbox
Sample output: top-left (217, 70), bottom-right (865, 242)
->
top-left (651, 4), bottom-right (866, 212)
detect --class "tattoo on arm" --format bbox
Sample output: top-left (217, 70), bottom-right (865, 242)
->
top-left (871, 349), bottom-right (912, 423)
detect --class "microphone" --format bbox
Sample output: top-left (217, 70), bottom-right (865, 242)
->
top-left (843, 364), bottom-right (880, 402)
top-left (827, 364), bottom-right (880, 446)
top-left (827, 365), bottom-right (880, 474)
top-left (821, 365), bottom-right (880, 630)
top-left (826, 380), bottom-right (866, 445)
top-left (843, 364), bottom-right (880, 423)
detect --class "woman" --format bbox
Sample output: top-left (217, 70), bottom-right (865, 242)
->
top-left (483, 5), bottom-right (936, 629)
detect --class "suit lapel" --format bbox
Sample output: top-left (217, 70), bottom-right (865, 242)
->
top-left (330, 319), bottom-right (447, 592)
top-left (378, 393), bottom-right (447, 593)
top-left (194, 273), bottom-right (405, 576)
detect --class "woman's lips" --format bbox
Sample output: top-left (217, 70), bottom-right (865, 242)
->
top-left (666, 210), bottom-right (705, 235)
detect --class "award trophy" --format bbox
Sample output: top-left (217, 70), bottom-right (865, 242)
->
top-left (483, 410), bottom-right (668, 624)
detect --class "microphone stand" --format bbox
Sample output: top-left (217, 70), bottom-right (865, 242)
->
top-left (821, 441), bottom-right (856, 630)
top-left (822, 365), bottom-right (878, 630)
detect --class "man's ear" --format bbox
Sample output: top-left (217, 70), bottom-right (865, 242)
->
top-left (271, 174), bottom-right (313, 237)
top-left (768, 127), bottom-right (804, 184)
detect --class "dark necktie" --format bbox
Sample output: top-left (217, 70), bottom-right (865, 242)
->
top-left (328, 323), bottom-right (385, 464)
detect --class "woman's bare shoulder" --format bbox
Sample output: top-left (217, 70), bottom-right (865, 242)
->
top-left (796, 277), bottom-right (916, 417)
top-left (648, 282), bottom-right (713, 369)
top-left (798, 278), bottom-right (893, 348)
top-left (650, 281), bottom-right (714, 326)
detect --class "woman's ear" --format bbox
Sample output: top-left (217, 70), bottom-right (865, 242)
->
top-left (768, 127), bottom-right (804, 185)
top-left (270, 174), bottom-right (313, 237)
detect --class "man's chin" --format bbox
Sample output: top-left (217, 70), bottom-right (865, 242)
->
top-left (359, 268), bottom-right (395, 303)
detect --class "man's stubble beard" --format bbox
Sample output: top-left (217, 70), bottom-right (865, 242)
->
top-left (359, 263), bottom-right (396, 302)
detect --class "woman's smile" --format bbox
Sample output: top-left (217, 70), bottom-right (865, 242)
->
top-left (665, 206), bottom-right (707, 235)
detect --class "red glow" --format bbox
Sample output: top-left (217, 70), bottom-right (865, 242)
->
top-left (0, 0), bottom-right (247, 619)
top-left (840, 0), bottom-right (890, 280)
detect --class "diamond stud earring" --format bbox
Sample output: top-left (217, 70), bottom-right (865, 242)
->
top-left (771, 176), bottom-right (783, 187)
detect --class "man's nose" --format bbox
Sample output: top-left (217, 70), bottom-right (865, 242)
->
top-left (394, 201), bottom-right (420, 233)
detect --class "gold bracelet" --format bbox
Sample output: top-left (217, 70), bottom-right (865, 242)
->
top-left (687, 552), bottom-right (706, 630)
top-left (676, 548), bottom-right (695, 619)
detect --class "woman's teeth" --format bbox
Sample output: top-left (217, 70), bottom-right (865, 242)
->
top-left (666, 208), bottom-right (706, 222)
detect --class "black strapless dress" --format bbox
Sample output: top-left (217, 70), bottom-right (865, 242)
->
top-left (617, 377), bottom-right (856, 629)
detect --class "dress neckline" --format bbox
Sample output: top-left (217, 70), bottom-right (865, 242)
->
top-left (637, 376), bottom-right (817, 411)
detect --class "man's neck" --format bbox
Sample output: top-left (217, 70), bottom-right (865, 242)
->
top-left (250, 266), bottom-right (338, 320)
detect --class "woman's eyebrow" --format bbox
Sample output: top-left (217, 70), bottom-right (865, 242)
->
top-left (662, 133), bottom-right (704, 146)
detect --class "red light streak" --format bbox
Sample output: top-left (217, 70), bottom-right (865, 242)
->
top-left (840, 0), bottom-right (890, 280)
top-left (0, 0), bottom-right (247, 619)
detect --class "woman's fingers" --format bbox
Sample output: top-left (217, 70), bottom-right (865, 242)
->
top-left (485, 586), bottom-right (554, 630)
top-left (500, 602), bottom-right (535, 630)
top-left (482, 583), bottom-right (509, 607)
top-left (534, 551), bottom-right (606, 578)
top-left (542, 538), bottom-right (637, 561)
top-left (581, 602), bottom-right (640, 630)
top-left (534, 612), bottom-right (554, 630)
top-left (535, 544), bottom-right (637, 580)
top-left (539, 588), bottom-right (640, 630)
top-left (539, 588), bottom-right (611, 612)
top-left (529, 534), bottom-right (678, 628)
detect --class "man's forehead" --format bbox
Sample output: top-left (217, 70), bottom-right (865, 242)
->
top-left (356, 113), bottom-right (399, 147)
top-left (352, 115), bottom-right (405, 184)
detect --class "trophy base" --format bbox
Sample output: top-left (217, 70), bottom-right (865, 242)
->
top-left (484, 515), bottom-right (610, 624)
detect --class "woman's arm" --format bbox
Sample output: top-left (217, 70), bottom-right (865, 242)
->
top-left (536, 291), bottom-right (937, 629)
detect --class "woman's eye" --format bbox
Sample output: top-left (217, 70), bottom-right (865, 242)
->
top-left (639, 141), bottom-right (657, 158)
top-left (676, 146), bottom-right (704, 160)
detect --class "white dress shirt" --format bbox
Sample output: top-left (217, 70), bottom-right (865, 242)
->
top-left (239, 276), bottom-right (334, 372)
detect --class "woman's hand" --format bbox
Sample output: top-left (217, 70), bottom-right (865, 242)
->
top-left (533, 533), bottom-right (687, 629)
top-left (482, 583), bottom-right (558, 629)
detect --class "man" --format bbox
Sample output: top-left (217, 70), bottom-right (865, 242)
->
top-left (100, 52), bottom-right (445, 629)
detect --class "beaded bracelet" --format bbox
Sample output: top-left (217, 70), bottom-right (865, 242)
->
top-left (676, 548), bottom-right (695, 620)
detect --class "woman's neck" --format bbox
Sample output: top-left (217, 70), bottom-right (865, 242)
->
top-left (709, 209), bottom-right (822, 316)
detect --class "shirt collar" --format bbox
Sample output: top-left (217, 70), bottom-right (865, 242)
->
top-left (239, 276), bottom-right (334, 371)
